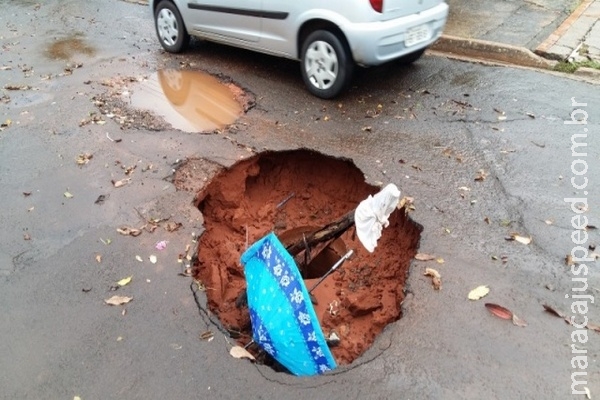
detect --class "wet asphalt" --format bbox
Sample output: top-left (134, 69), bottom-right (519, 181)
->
top-left (0, 0), bottom-right (599, 399)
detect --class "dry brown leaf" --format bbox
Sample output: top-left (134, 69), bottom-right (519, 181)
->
top-left (474, 169), bottom-right (488, 181)
top-left (506, 233), bottom-right (532, 245)
top-left (117, 226), bottom-right (142, 237)
top-left (424, 268), bottom-right (442, 290)
top-left (543, 304), bottom-right (572, 325)
top-left (229, 345), bottom-right (255, 361)
top-left (166, 222), bottom-right (182, 232)
top-left (565, 254), bottom-right (575, 266)
top-left (104, 295), bottom-right (133, 306)
top-left (111, 178), bottom-right (131, 188)
top-left (415, 253), bottom-right (436, 261)
top-left (76, 153), bottom-right (93, 165)
top-left (485, 303), bottom-right (513, 320)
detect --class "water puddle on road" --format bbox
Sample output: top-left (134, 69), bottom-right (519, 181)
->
top-left (130, 69), bottom-right (243, 132)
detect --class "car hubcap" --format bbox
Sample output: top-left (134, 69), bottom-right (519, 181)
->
top-left (157, 9), bottom-right (179, 46)
top-left (304, 40), bottom-right (338, 90)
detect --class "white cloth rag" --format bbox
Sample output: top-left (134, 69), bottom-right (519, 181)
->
top-left (354, 183), bottom-right (401, 252)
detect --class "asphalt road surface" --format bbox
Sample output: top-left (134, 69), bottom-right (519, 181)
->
top-left (1, 1), bottom-right (599, 399)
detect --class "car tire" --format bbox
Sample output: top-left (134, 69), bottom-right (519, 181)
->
top-left (398, 48), bottom-right (426, 65)
top-left (300, 30), bottom-right (354, 99)
top-left (154, 0), bottom-right (190, 53)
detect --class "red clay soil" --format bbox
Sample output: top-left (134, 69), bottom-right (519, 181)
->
top-left (193, 149), bottom-right (421, 366)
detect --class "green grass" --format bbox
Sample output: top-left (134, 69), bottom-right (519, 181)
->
top-left (553, 60), bottom-right (600, 73)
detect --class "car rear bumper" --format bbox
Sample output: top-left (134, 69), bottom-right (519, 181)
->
top-left (344, 2), bottom-right (449, 66)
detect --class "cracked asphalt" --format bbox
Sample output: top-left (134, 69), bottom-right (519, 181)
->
top-left (1, 0), bottom-right (599, 399)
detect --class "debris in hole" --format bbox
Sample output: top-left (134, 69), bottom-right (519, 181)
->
top-left (194, 150), bottom-right (422, 372)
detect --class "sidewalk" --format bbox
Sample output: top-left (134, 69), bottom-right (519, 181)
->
top-left (432, 0), bottom-right (600, 72)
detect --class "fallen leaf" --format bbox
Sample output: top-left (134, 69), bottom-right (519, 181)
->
top-left (484, 217), bottom-right (491, 224)
top-left (585, 387), bottom-right (591, 399)
top-left (415, 253), bottom-right (436, 261)
top-left (424, 268), bottom-right (442, 290)
top-left (76, 153), bottom-right (93, 165)
top-left (543, 304), bottom-right (571, 325)
top-left (586, 225), bottom-right (597, 231)
top-left (135, 255), bottom-right (143, 262)
top-left (199, 330), bottom-right (214, 341)
top-left (545, 219), bottom-right (553, 225)
top-left (229, 345), bottom-right (255, 361)
top-left (506, 233), bottom-right (532, 245)
top-left (111, 178), bottom-right (131, 188)
top-left (94, 194), bottom-right (107, 205)
top-left (117, 226), bottom-right (142, 237)
top-left (586, 322), bottom-right (600, 333)
top-left (64, 191), bottom-right (74, 198)
top-left (468, 285), bottom-right (489, 300)
top-left (23, 233), bottom-right (31, 240)
top-left (95, 254), bottom-right (102, 263)
top-left (117, 276), bottom-right (132, 287)
top-left (149, 255), bottom-right (157, 264)
top-left (100, 238), bottom-right (112, 245)
top-left (165, 222), bottom-right (182, 232)
top-left (104, 295), bottom-right (133, 306)
top-left (512, 314), bottom-right (528, 327)
top-left (436, 257), bottom-right (444, 264)
top-left (485, 303), bottom-right (513, 320)
top-left (565, 254), bottom-right (574, 266)
top-left (474, 169), bottom-right (488, 181)
top-left (23, 192), bottom-right (32, 197)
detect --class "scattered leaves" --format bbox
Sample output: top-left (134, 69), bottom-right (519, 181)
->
top-left (468, 285), bottom-right (490, 300)
top-left (117, 226), bottom-right (142, 237)
top-left (424, 268), bottom-right (442, 290)
top-left (117, 276), bottom-right (132, 287)
top-left (104, 295), bottom-right (133, 306)
top-left (135, 255), bottom-right (143, 262)
top-left (64, 191), bottom-right (74, 199)
top-left (229, 346), bottom-right (255, 361)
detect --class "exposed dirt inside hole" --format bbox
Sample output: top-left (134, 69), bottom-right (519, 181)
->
top-left (193, 149), bottom-right (422, 367)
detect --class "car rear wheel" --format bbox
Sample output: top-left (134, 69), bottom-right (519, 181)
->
top-left (154, 0), bottom-right (190, 53)
top-left (300, 30), bottom-right (354, 99)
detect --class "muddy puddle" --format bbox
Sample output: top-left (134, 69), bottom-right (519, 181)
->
top-left (45, 36), bottom-right (96, 60)
top-left (130, 69), bottom-right (243, 132)
top-left (189, 150), bottom-right (422, 372)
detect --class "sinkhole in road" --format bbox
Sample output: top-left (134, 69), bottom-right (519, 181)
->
top-left (130, 69), bottom-right (245, 132)
top-left (193, 149), bottom-right (422, 370)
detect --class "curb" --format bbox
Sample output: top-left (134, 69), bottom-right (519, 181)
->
top-left (431, 35), bottom-right (552, 69)
top-left (535, 0), bottom-right (595, 60)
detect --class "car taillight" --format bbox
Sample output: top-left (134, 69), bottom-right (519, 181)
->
top-left (369, 0), bottom-right (383, 12)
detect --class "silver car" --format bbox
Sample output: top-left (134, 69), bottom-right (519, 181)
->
top-left (150, 0), bottom-right (448, 98)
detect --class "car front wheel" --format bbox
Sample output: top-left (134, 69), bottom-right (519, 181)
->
top-left (300, 30), bottom-right (354, 99)
top-left (154, 0), bottom-right (190, 53)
